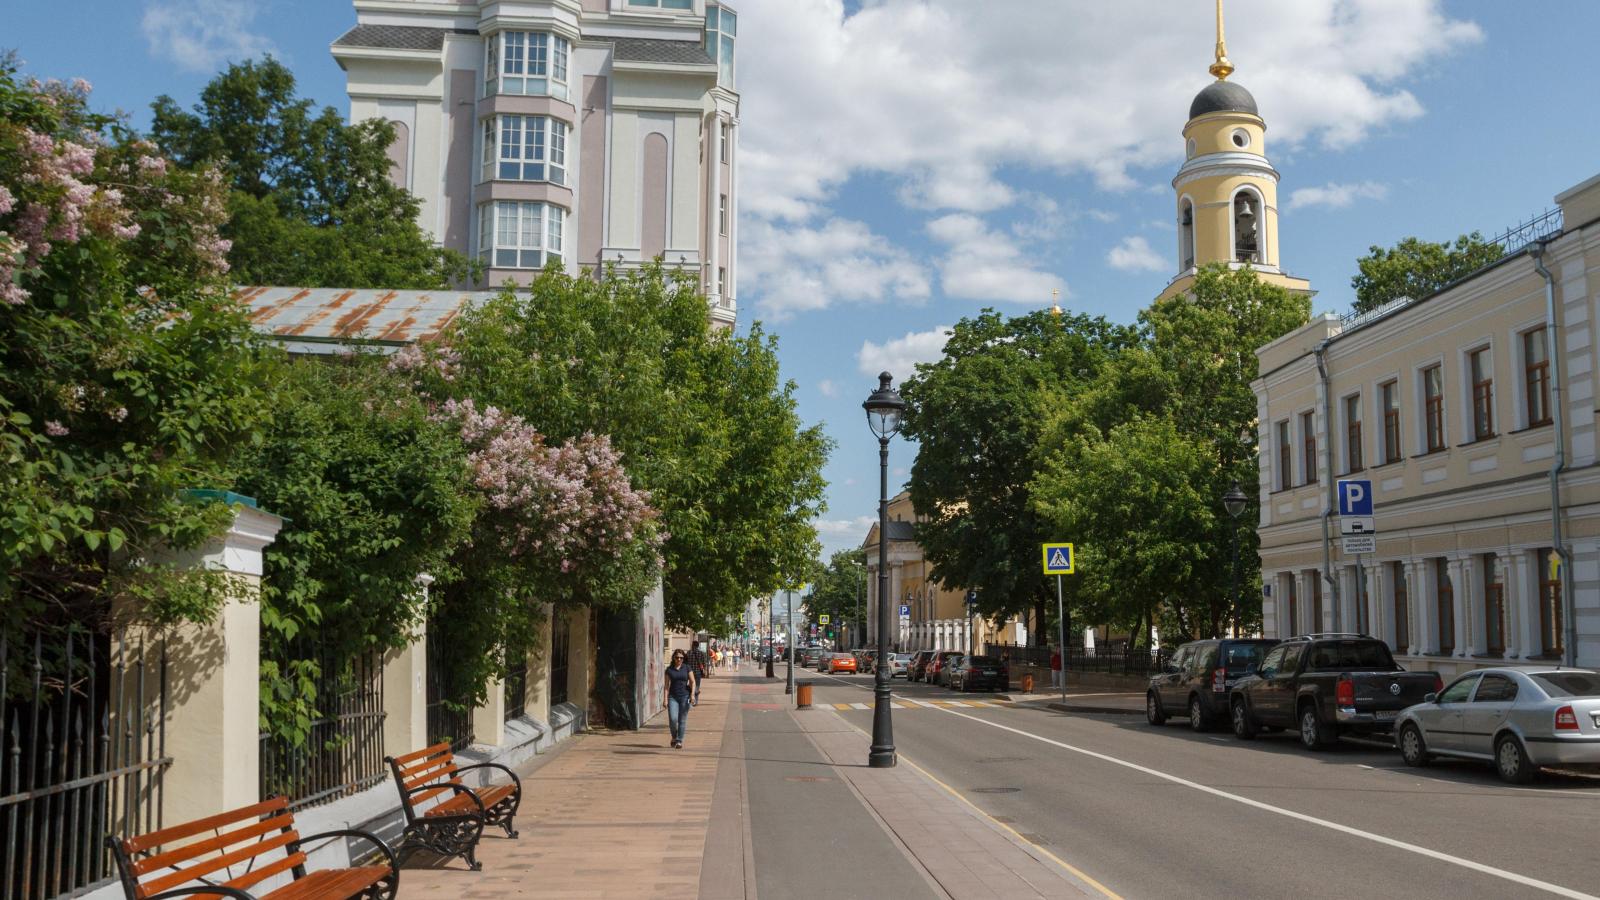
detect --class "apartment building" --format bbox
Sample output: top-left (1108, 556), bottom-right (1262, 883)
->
top-left (1251, 171), bottom-right (1600, 676)
top-left (332, 0), bottom-right (739, 326)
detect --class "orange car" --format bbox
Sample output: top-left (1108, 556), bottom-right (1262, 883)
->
top-left (825, 653), bottom-right (858, 674)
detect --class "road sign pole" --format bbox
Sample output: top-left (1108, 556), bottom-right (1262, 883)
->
top-left (1056, 573), bottom-right (1066, 705)
top-left (786, 587), bottom-right (794, 696)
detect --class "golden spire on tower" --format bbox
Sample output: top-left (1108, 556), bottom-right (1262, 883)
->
top-left (1209, 0), bottom-right (1234, 80)
top-left (1050, 287), bottom-right (1062, 321)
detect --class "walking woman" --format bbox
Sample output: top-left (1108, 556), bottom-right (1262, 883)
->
top-left (665, 649), bottom-right (697, 749)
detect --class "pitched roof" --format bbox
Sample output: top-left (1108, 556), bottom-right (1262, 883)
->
top-left (333, 24), bottom-right (469, 52)
top-left (236, 286), bottom-right (497, 348)
top-left (611, 38), bottom-right (714, 66)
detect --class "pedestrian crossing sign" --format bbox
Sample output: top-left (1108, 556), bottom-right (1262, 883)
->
top-left (1041, 542), bottom-right (1075, 575)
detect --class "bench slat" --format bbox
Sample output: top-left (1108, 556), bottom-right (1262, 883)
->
top-left (139, 830), bottom-right (299, 896)
top-left (223, 849), bottom-right (308, 893)
top-left (397, 753), bottom-right (453, 779)
top-left (129, 816), bottom-right (285, 876)
top-left (390, 742), bottom-right (452, 765)
top-left (259, 865), bottom-right (389, 900)
top-left (402, 766), bottom-right (458, 792)
top-left (121, 797), bottom-right (289, 854)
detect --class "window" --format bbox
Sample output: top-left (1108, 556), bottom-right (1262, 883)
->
top-left (1380, 380), bottom-right (1401, 464)
top-left (1391, 561), bottom-right (1409, 652)
top-left (1344, 394), bottom-right (1362, 473)
top-left (705, 5), bottom-right (736, 84)
top-left (1537, 548), bottom-right (1562, 657)
top-left (1438, 674), bottom-right (1479, 704)
top-left (716, 266), bottom-right (726, 296)
top-left (1275, 420), bottom-right (1291, 490)
top-left (1233, 191), bottom-right (1260, 263)
top-left (485, 31), bottom-right (570, 100)
top-left (1277, 642), bottom-right (1306, 675)
top-left (1483, 554), bottom-right (1504, 656)
top-left (476, 201), bottom-right (565, 269)
top-left (1435, 558), bottom-right (1454, 654)
top-left (1422, 365), bottom-right (1445, 452)
top-left (1524, 327), bottom-right (1551, 427)
top-left (482, 116), bottom-right (568, 185)
top-left (630, 0), bottom-right (693, 7)
top-left (719, 121), bottom-right (729, 164)
top-left (1473, 674), bottom-right (1518, 703)
top-left (1285, 577), bottom-right (1298, 637)
top-left (1531, 671), bottom-right (1600, 698)
top-left (719, 193), bottom-right (728, 235)
top-left (1310, 575), bottom-right (1323, 633)
top-left (1258, 645), bottom-right (1287, 676)
top-left (1300, 411), bottom-right (1316, 486)
top-left (1469, 347), bottom-right (1494, 440)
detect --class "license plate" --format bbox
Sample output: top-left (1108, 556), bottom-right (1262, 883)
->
top-left (982, 670), bottom-right (997, 674)
top-left (1375, 710), bottom-right (1397, 722)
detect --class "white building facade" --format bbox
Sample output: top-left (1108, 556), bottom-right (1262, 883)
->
top-left (333, 0), bottom-right (739, 326)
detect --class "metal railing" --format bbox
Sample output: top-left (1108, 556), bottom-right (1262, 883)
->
top-left (258, 652), bottom-right (386, 811)
top-left (1, 626), bottom-right (170, 900)
top-left (425, 628), bottom-right (474, 752)
top-left (1490, 206), bottom-right (1563, 255)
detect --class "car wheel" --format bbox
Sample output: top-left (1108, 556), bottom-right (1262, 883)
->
top-left (1299, 705), bottom-right (1334, 750)
top-left (1146, 692), bottom-right (1167, 726)
top-left (1398, 723), bottom-right (1430, 767)
top-left (1231, 699), bottom-right (1257, 739)
top-left (1495, 733), bottom-right (1537, 784)
top-left (1188, 696), bottom-right (1209, 733)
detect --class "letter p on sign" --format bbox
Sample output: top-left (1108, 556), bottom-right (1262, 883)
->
top-left (1337, 479), bottom-right (1373, 517)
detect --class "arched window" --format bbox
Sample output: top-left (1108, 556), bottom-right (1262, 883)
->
top-left (1179, 198), bottom-right (1195, 270)
top-left (1232, 188), bottom-right (1262, 263)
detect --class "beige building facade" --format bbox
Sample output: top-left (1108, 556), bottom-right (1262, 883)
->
top-left (1252, 171), bottom-right (1600, 677)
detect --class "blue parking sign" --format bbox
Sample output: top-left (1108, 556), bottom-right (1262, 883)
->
top-left (1337, 479), bottom-right (1373, 517)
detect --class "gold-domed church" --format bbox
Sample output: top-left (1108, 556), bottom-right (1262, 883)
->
top-left (1156, 0), bottom-right (1312, 302)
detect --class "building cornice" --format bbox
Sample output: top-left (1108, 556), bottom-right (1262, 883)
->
top-left (1173, 151), bottom-right (1280, 190)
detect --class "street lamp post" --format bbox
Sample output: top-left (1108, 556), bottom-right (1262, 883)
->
top-left (785, 586), bottom-right (794, 695)
top-left (864, 372), bottom-right (906, 768)
top-left (1223, 481), bottom-right (1248, 637)
top-left (765, 595), bottom-right (775, 679)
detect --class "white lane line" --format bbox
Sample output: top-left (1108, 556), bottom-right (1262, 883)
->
top-left (851, 702), bottom-right (870, 710)
top-left (930, 705), bottom-right (1597, 900)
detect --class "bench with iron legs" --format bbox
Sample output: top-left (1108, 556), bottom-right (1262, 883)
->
top-left (385, 742), bottom-right (521, 871)
top-left (107, 795), bottom-right (397, 900)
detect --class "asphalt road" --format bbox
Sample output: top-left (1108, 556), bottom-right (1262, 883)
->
top-left (804, 670), bottom-right (1600, 900)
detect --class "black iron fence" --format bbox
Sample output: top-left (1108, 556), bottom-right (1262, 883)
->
top-left (1, 626), bottom-right (170, 900)
top-left (986, 642), bottom-right (1172, 677)
top-left (503, 656), bottom-right (526, 723)
top-left (426, 627), bottom-right (474, 751)
top-left (258, 651), bottom-right (386, 811)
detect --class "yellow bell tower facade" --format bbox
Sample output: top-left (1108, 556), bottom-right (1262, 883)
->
top-left (1157, 0), bottom-right (1311, 302)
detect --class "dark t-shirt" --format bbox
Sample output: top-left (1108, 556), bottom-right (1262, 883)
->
top-left (685, 648), bottom-right (708, 676)
top-left (666, 664), bottom-right (694, 701)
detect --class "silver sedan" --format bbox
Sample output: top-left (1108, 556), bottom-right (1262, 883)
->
top-left (1394, 666), bottom-right (1600, 783)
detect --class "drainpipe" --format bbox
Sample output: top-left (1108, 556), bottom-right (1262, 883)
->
top-left (1531, 243), bottom-right (1576, 667)
top-left (1314, 338), bottom-right (1340, 630)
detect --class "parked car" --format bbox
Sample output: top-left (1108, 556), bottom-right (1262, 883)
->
top-left (1395, 667), bottom-right (1600, 783)
top-left (855, 650), bottom-right (875, 673)
top-left (825, 653), bottom-right (858, 674)
top-left (801, 647), bottom-right (824, 668)
top-left (1229, 634), bottom-right (1441, 749)
top-left (908, 651), bottom-right (936, 682)
top-left (950, 655), bottom-right (1008, 692)
top-left (929, 651), bottom-right (964, 687)
top-left (1146, 638), bottom-right (1279, 731)
top-left (888, 653), bottom-right (913, 679)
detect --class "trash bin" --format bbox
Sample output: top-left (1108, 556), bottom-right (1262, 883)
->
top-left (796, 680), bottom-right (814, 709)
top-left (1021, 673), bottom-right (1034, 694)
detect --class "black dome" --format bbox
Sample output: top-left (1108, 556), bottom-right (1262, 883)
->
top-left (1189, 80), bottom-right (1258, 120)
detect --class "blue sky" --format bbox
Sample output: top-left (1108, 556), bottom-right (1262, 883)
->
top-left (9, 1), bottom-right (1600, 563)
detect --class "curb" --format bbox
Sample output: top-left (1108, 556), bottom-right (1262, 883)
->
top-left (1045, 701), bottom-right (1144, 716)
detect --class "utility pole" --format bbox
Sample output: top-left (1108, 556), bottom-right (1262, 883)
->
top-left (785, 586), bottom-right (794, 695)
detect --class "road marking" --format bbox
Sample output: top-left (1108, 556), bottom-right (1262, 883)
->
top-left (833, 703), bottom-right (853, 710)
top-left (851, 702), bottom-right (870, 710)
top-left (929, 705), bottom-right (1597, 900)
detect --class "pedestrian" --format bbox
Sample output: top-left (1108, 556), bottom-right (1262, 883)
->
top-left (1050, 646), bottom-right (1063, 689)
top-left (664, 649), bottom-right (696, 749)
top-left (686, 640), bottom-right (709, 704)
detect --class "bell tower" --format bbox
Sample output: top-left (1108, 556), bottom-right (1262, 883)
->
top-left (1157, 0), bottom-right (1310, 302)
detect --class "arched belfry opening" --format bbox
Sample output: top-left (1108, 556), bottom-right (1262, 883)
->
top-left (1179, 198), bottom-right (1195, 270)
top-left (1232, 189), bottom-right (1261, 264)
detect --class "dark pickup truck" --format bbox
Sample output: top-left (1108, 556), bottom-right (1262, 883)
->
top-left (1228, 634), bottom-right (1441, 750)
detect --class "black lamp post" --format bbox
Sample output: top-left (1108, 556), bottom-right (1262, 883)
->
top-left (864, 371), bottom-right (906, 768)
top-left (1222, 481), bottom-right (1248, 637)
top-left (765, 594), bottom-right (775, 679)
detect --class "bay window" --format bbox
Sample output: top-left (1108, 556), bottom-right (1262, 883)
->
top-left (481, 116), bottom-right (568, 185)
top-left (485, 31), bottom-right (570, 100)
top-left (706, 5), bottom-right (736, 85)
top-left (477, 201), bottom-right (565, 270)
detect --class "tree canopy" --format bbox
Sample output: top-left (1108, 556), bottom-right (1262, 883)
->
top-left (1349, 233), bottom-right (1503, 315)
top-left (806, 548), bottom-right (867, 639)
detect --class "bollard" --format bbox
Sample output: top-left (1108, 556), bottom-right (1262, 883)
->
top-left (1021, 673), bottom-right (1034, 694)
top-left (796, 680), bottom-right (813, 708)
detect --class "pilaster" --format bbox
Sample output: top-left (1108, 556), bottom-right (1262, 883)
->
top-left (1448, 556), bottom-right (1472, 658)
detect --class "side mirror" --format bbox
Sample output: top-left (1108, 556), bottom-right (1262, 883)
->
top-left (1424, 692), bottom-right (1438, 704)
top-left (1245, 663), bottom-right (1258, 675)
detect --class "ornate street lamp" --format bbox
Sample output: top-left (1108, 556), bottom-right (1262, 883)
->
top-left (864, 371), bottom-right (906, 768)
top-left (1223, 481), bottom-right (1248, 636)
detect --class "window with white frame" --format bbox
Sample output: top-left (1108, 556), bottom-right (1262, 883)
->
top-left (719, 193), bottom-right (728, 236)
top-left (1469, 346), bottom-right (1494, 441)
top-left (1523, 326), bottom-right (1551, 427)
top-left (705, 5), bottom-right (736, 85)
top-left (1343, 393), bottom-right (1362, 473)
top-left (719, 121), bottom-right (730, 164)
top-left (485, 31), bottom-right (570, 100)
top-left (477, 201), bottom-right (565, 269)
top-left (629, 0), bottom-right (693, 8)
top-left (481, 116), bottom-right (568, 185)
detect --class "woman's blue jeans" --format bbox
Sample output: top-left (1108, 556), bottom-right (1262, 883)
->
top-left (667, 695), bottom-right (690, 743)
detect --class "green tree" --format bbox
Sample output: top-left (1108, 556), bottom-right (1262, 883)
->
top-left (1, 62), bottom-right (271, 631)
top-left (150, 58), bottom-right (476, 290)
top-left (806, 548), bottom-right (867, 640)
top-left (434, 265), bottom-right (830, 634)
top-left (1350, 233), bottom-right (1503, 314)
top-left (900, 309), bottom-right (1139, 642)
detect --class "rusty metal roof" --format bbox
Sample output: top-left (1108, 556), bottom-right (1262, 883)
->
top-left (236, 286), bottom-right (497, 352)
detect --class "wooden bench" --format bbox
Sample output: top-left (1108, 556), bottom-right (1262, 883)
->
top-left (107, 795), bottom-right (397, 900)
top-left (385, 742), bottom-right (521, 871)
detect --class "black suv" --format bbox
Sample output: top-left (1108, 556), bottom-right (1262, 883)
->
top-left (1147, 638), bottom-right (1279, 731)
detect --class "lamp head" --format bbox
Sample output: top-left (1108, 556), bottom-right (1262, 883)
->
top-left (1223, 481), bottom-right (1248, 518)
top-left (863, 371), bottom-right (906, 440)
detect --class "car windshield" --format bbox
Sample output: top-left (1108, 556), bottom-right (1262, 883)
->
top-left (1530, 671), bottom-right (1600, 698)
top-left (968, 656), bottom-right (999, 666)
top-left (1305, 640), bottom-right (1396, 670)
top-left (1222, 643), bottom-right (1272, 674)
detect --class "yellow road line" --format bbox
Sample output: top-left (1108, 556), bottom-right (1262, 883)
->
top-left (834, 703), bottom-right (853, 710)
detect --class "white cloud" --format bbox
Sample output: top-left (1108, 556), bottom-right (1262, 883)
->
top-left (141, 0), bottom-right (277, 73)
top-left (1107, 235), bottom-right (1167, 273)
top-left (1288, 180), bottom-right (1391, 210)
top-left (857, 325), bottom-right (952, 381)
top-left (926, 213), bottom-right (1064, 303)
top-left (739, 217), bottom-right (931, 320)
top-left (814, 515), bottom-right (876, 540)
top-left (817, 378), bottom-right (840, 398)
